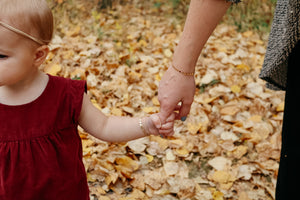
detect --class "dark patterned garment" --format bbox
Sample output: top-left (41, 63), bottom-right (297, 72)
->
top-left (259, 0), bottom-right (300, 90)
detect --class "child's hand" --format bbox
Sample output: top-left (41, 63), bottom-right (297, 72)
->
top-left (158, 113), bottom-right (176, 137)
top-left (144, 113), bottom-right (175, 137)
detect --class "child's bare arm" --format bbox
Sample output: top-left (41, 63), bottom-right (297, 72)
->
top-left (78, 93), bottom-right (175, 142)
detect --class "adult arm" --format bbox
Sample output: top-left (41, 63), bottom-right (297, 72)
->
top-left (158, 0), bottom-right (232, 122)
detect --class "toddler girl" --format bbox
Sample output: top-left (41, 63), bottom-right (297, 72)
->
top-left (0, 0), bottom-right (175, 199)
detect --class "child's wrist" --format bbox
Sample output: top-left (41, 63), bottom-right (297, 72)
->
top-left (139, 117), bottom-right (150, 136)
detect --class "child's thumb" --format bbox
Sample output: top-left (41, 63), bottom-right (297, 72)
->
top-left (150, 114), bottom-right (162, 129)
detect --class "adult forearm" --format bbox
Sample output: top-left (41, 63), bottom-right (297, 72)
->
top-left (173, 0), bottom-right (231, 72)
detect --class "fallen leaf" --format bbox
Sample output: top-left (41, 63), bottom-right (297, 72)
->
top-left (231, 85), bottom-right (241, 93)
top-left (276, 102), bottom-right (285, 112)
top-left (208, 156), bottom-right (232, 171)
top-left (44, 64), bottom-right (62, 76)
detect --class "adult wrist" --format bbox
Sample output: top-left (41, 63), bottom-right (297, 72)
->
top-left (171, 63), bottom-right (195, 76)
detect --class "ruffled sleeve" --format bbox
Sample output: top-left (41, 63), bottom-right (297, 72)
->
top-left (66, 79), bottom-right (87, 124)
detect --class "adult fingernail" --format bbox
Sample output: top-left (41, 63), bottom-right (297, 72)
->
top-left (181, 116), bottom-right (187, 121)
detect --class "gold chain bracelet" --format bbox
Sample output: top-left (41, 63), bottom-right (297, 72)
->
top-left (172, 64), bottom-right (194, 76)
top-left (139, 118), bottom-right (149, 136)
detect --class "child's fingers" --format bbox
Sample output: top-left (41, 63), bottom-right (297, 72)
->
top-left (161, 121), bottom-right (174, 130)
top-left (150, 114), bottom-right (162, 129)
top-left (159, 129), bottom-right (174, 136)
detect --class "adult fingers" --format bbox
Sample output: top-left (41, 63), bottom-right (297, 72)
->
top-left (176, 100), bottom-right (193, 121)
top-left (165, 112), bottom-right (176, 122)
top-left (158, 102), bottom-right (176, 124)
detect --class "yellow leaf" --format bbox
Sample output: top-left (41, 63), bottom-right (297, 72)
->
top-left (150, 135), bottom-right (169, 150)
top-left (81, 139), bottom-right (93, 156)
top-left (98, 196), bottom-right (110, 200)
top-left (204, 96), bottom-right (218, 104)
top-left (65, 25), bottom-right (81, 37)
top-left (115, 156), bottom-right (139, 171)
top-left (138, 39), bottom-right (147, 47)
top-left (276, 102), bottom-right (285, 112)
top-left (231, 145), bottom-right (248, 159)
top-left (143, 106), bottom-right (159, 114)
top-left (254, 39), bottom-right (264, 45)
top-left (115, 22), bottom-right (122, 30)
top-left (169, 139), bottom-right (185, 147)
top-left (99, 161), bottom-right (114, 171)
top-left (111, 107), bottom-right (123, 116)
top-left (249, 115), bottom-right (262, 122)
top-left (236, 64), bottom-right (250, 72)
top-left (176, 147), bottom-right (189, 157)
top-left (119, 54), bottom-right (130, 62)
top-left (219, 47), bottom-right (227, 53)
top-left (242, 31), bottom-right (253, 37)
top-left (128, 71), bottom-right (142, 82)
top-left (105, 173), bottom-right (118, 186)
top-left (211, 171), bottom-right (231, 184)
top-left (122, 106), bottom-right (135, 114)
top-left (86, 172), bottom-right (97, 182)
top-left (127, 34), bottom-right (134, 40)
top-left (164, 49), bottom-right (173, 58)
top-left (92, 10), bottom-right (102, 21)
top-left (46, 52), bottom-right (55, 61)
top-left (145, 154), bottom-right (154, 163)
top-left (152, 96), bottom-right (160, 106)
top-left (155, 74), bottom-right (161, 81)
top-left (220, 105), bottom-right (240, 115)
top-left (44, 64), bottom-right (62, 76)
top-left (230, 85), bottom-right (241, 93)
top-left (70, 68), bottom-right (86, 79)
top-left (91, 99), bottom-right (101, 110)
top-left (187, 122), bottom-right (201, 135)
top-left (238, 191), bottom-right (251, 200)
top-left (95, 187), bottom-right (106, 195)
top-left (213, 190), bottom-right (224, 200)
top-left (116, 42), bottom-right (122, 47)
top-left (63, 50), bottom-right (74, 60)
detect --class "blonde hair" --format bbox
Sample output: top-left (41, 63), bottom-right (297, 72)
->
top-left (0, 0), bottom-right (53, 45)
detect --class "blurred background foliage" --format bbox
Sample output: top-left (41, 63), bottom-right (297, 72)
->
top-left (49, 0), bottom-right (277, 35)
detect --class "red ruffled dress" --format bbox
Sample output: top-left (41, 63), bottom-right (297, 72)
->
top-left (0, 75), bottom-right (90, 200)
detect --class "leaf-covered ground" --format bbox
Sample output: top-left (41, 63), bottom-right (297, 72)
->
top-left (47, 1), bottom-right (284, 199)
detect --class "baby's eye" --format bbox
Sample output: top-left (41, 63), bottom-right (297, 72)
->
top-left (0, 54), bottom-right (8, 59)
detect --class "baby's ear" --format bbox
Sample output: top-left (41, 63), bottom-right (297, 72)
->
top-left (33, 45), bottom-right (49, 67)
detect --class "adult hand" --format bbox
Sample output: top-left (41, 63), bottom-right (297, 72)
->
top-left (158, 66), bottom-right (196, 123)
top-left (145, 112), bottom-right (176, 137)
